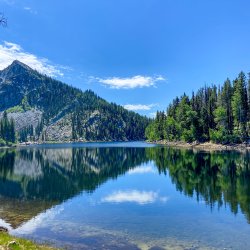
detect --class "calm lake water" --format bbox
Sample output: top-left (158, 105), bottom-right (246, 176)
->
top-left (1, 142), bottom-right (250, 249)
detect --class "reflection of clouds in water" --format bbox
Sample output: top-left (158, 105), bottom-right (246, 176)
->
top-left (128, 165), bottom-right (156, 175)
top-left (0, 218), bottom-right (12, 231)
top-left (13, 206), bottom-right (64, 235)
top-left (102, 190), bottom-right (169, 205)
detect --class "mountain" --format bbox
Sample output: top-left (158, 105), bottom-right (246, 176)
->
top-left (0, 60), bottom-right (150, 142)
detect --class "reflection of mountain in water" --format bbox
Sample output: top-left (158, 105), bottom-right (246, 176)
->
top-left (0, 147), bottom-right (149, 227)
top-left (147, 147), bottom-right (250, 223)
top-left (1, 146), bottom-right (250, 228)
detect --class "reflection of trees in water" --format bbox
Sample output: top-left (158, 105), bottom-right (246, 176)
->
top-left (0, 147), bottom-right (150, 228)
top-left (1, 146), bottom-right (250, 223)
top-left (0, 147), bottom-right (149, 202)
top-left (0, 150), bottom-right (15, 178)
top-left (146, 147), bottom-right (250, 223)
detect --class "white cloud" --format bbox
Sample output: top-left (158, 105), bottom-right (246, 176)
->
top-left (101, 190), bottom-right (169, 205)
top-left (92, 75), bottom-right (165, 89)
top-left (128, 166), bottom-right (156, 175)
top-left (124, 103), bottom-right (157, 111)
top-left (24, 6), bottom-right (37, 15)
top-left (0, 41), bottom-right (64, 77)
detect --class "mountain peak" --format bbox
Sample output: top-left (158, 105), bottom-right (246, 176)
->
top-left (0, 60), bottom-right (34, 78)
top-left (9, 60), bottom-right (32, 71)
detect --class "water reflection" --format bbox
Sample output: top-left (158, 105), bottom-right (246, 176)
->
top-left (0, 144), bottom-right (250, 249)
top-left (0, 146), bottom-right (150, 228)
top-left (147, 147), bottom-right (250, 223)
top-left (0, 147), bottom-right (149, 200)
top-left (101, 190), bottom-right (168, 204)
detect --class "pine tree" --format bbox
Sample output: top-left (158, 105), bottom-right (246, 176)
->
top-left (146, 71), bottom-right (250, 144)
top-left (0, 112), bottom-right (16, 144)
top-left (232, 72), bottom-right (248, 140)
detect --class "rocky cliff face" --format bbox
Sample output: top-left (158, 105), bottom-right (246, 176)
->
top-left (0, 60), bottom-right (150, 142)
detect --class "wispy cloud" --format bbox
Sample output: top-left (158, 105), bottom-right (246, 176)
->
top-left (124, 103), bottom-right (158, 111)
top-left (90, 75), bottom-right (165, 89)
top-left (101, 190), bottom-right (169, 205)
top-left (24, 6), bottom-right (31, 11)
top-left (0, 0), bottom-right (15, 5)
top-left (0, 41), bottom-right (66, 77)
top-left (0, 1), bottom-right (37, 14)
top-left (24, 6), bottom-right (37, 15)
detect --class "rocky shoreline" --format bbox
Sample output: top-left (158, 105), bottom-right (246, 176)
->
top-left (152, 140), bottom-right (250, 152)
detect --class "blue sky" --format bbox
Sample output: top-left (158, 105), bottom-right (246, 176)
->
top-left (0, 0), bottom-right (250, 117)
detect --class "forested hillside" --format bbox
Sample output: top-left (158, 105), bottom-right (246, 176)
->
top-left (146, 72), bottom-right (250, 144)
top-left (0, 60), bottom-right (150, 144)
top-left (0, 111), bottom-right (15, 146)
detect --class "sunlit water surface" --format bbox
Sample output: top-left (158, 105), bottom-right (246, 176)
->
top-left (0, 142), bottom-right (250, 249)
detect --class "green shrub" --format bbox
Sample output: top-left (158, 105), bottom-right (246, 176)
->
top-left (7, 105), bottom-right (24, 113)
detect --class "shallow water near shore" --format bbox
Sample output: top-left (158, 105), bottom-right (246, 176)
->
top-left (0, 142), bottom-right (250, 249)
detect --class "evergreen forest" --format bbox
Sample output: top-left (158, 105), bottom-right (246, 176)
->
top-left (0, 111), bottom-right (15, 146)
top-left (146, 72), bottom-right (250, 144)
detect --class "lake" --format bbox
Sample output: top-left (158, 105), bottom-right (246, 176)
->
top-left (0, 142), bottom-right (250, 249)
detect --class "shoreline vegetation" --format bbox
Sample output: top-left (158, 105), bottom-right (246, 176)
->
top-left (152, 140), bottom-right (250, 151)
top-left (0, 231), bottom-right (57, 250)
top-left (145, 72), bottom-right (250, 148)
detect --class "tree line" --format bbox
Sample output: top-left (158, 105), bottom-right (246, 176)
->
top-left (0, 111), bottom-right (15, 145)
top-left (146, 71), bottom-right (250, 144)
